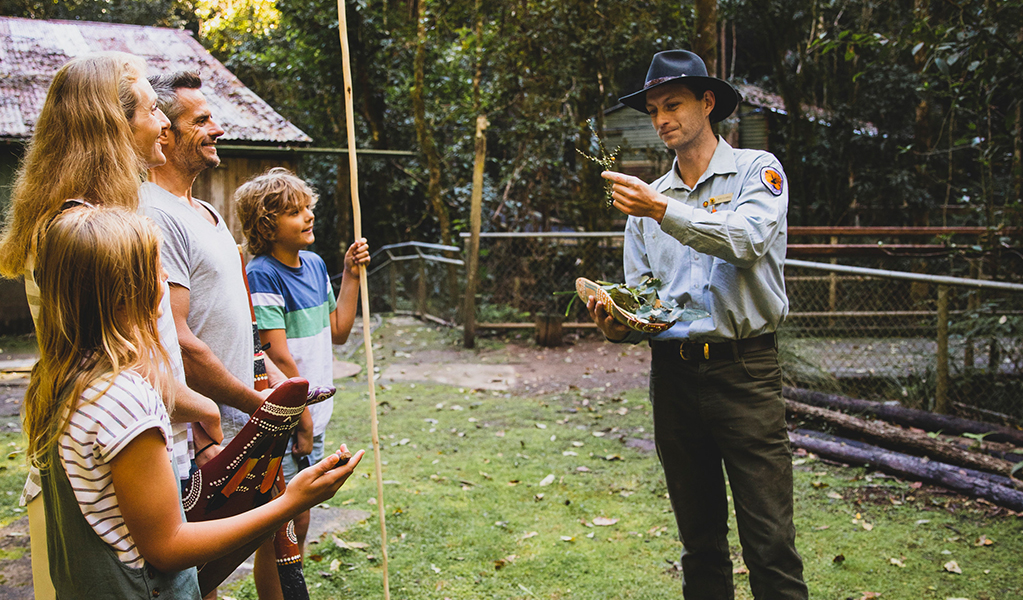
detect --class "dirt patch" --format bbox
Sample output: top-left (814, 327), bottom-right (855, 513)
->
top-left (0, 517), bottom-right (33, 600)
top-left (367, 317), bottom-right (652, 398)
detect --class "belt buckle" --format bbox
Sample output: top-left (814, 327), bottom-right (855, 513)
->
top-left (679, 343), bottom-right (710, 361)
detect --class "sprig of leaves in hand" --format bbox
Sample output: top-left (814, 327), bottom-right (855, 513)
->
top-left (575, 118), bottom-right (621, 208)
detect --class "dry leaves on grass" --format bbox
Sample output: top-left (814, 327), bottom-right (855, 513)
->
top-left (332, 535), bottom-right (369, 551)
top-left (943, 560), bottom-right (962, 574)
top-left (493, 554), bottom-right (517, 570)
top-left (592, 516), bottom-right (619, 526)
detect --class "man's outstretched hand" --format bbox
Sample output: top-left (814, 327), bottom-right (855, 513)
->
top-left (601, 171), bottom-right (668, 222)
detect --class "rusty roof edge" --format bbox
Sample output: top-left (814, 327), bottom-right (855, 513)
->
top-left (0, 17), bottom-right (313, 144)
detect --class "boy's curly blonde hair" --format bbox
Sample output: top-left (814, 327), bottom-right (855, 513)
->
top-left (235, 167), bottom-right (318, 256)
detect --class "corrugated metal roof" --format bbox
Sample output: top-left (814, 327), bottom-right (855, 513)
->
top-left (0, 16), bottom-right (312, 144)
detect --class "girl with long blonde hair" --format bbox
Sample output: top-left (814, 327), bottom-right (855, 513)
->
top-left (29, 207), bottom-right (363, 600)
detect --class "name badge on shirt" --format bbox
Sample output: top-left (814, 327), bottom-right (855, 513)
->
top-left (702, 193), bottom-right (733, 213)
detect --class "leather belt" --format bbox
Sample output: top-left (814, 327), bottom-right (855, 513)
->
top-left (657, 333), bottom-right (776, 361)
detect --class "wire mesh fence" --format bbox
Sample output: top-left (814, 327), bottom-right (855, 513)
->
top-left (366, 232), bottom-right (1023, 423)
top-left (783, 259), bottom-right (1023, 421)
top-left (362, 242), bottom-right (464, 324)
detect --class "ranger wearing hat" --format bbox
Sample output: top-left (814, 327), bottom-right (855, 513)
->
top-left (587, 50), bottom-right (807, 600)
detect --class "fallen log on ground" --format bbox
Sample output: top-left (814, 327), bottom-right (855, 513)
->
top-left (789, 430), bottom-right (1023, 512)
top-left (785, 399), bottom-right (1022, 483)
top-left (783, 386), bottom-right (1023, 446)
top-left (937, 433), bottom-right (1023, 465)
top-left (953, 401), bottom-right (1018, 428)
top-left (794, 429), bottom-right (1018, 488)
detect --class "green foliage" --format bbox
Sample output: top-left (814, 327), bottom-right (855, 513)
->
top-left (5, 0), bottom-right (1019, 247)
top-left (179, 0), bottom-right (694, 263)
top-left (596, 277), bottom-right (710, 325)
top-left (0, 431), bottom-right (32, 527)
top-left (950, 300), bottom-right (1023, 374)
top-left (0, 0), bottom-right (199, 28)
top-left (767, 0), bottom-right (1023, 228)
top-left (477, 303), bottom-right (532, 324)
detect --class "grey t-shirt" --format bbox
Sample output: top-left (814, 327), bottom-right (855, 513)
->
top-left (140, 182), bottom-right (252, 443)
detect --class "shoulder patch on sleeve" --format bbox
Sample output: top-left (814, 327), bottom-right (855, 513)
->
top-left (760, 166), bottom-right (784, 196)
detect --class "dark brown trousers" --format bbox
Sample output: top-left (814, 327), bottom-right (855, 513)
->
top-left (650, 341), bottom-right (808, 600)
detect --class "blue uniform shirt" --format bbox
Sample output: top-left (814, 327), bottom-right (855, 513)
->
top-left (623, 137), bottom-right (789, 343)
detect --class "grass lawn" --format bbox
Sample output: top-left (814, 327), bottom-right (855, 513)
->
top-left (220, 375), bottom-right (1022, 600)
top-left (2, 327), bottom-right (1020, 599)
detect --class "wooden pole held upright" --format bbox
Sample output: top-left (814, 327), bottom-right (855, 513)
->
top-left (336, 2), bottom-right (390, 598)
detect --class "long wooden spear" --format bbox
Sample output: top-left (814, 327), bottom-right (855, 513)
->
top-left (335, 2), bottom-right (390, 598)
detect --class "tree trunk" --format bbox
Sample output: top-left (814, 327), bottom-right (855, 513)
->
top-left (755, 1), bottom-right (810, 224)
top-left (694, 0), bottom-right (718, 77)
top-left (783, 387), bottom-right (1023, 446)
top-left (463, 114), bottom-right (488, 348)
top-left (790, 430), bottom-right (1023, 512)
top-left (411, 0), bottom-right (459, 304)
top-left (412, 0), bottom-right (451, 248)
top-left (913, 0), bottom-right (934, 220)
top-left (786, 399), bottom-right (1021, 481)
top-left (1014, 28), bottom-right (1023, 202)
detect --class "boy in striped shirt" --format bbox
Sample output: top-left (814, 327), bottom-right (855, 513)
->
top-left (236, 167), bottom-right (369, 554)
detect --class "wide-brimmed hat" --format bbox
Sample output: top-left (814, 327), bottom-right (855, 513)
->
top-left (620, 50), bottom-right (740, 123)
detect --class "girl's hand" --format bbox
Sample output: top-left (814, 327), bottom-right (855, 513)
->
top-left (343, 238), bottom-right (371, 278)
top-left (285, 444), bottom-right (365, 510)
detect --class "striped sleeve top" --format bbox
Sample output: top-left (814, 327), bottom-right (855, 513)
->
top-left (58, 370), bottom-right (173, 568)
top-left (22, 258), bottom-right (192, 508)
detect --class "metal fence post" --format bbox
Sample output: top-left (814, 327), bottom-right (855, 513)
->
top-left (389, 260), bottom-right (398, 312)
top-left (935, 284), bottom-right (950, 414)
top-left (417, 258), bottom-right (427, 316)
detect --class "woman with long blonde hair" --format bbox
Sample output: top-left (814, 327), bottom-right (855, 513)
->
top-left (0, 51), bottom-right (221, 599)
top-left (29, 207), bottom-right (362, 600)
top-left (0, 51), bottom-right (163, 281)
